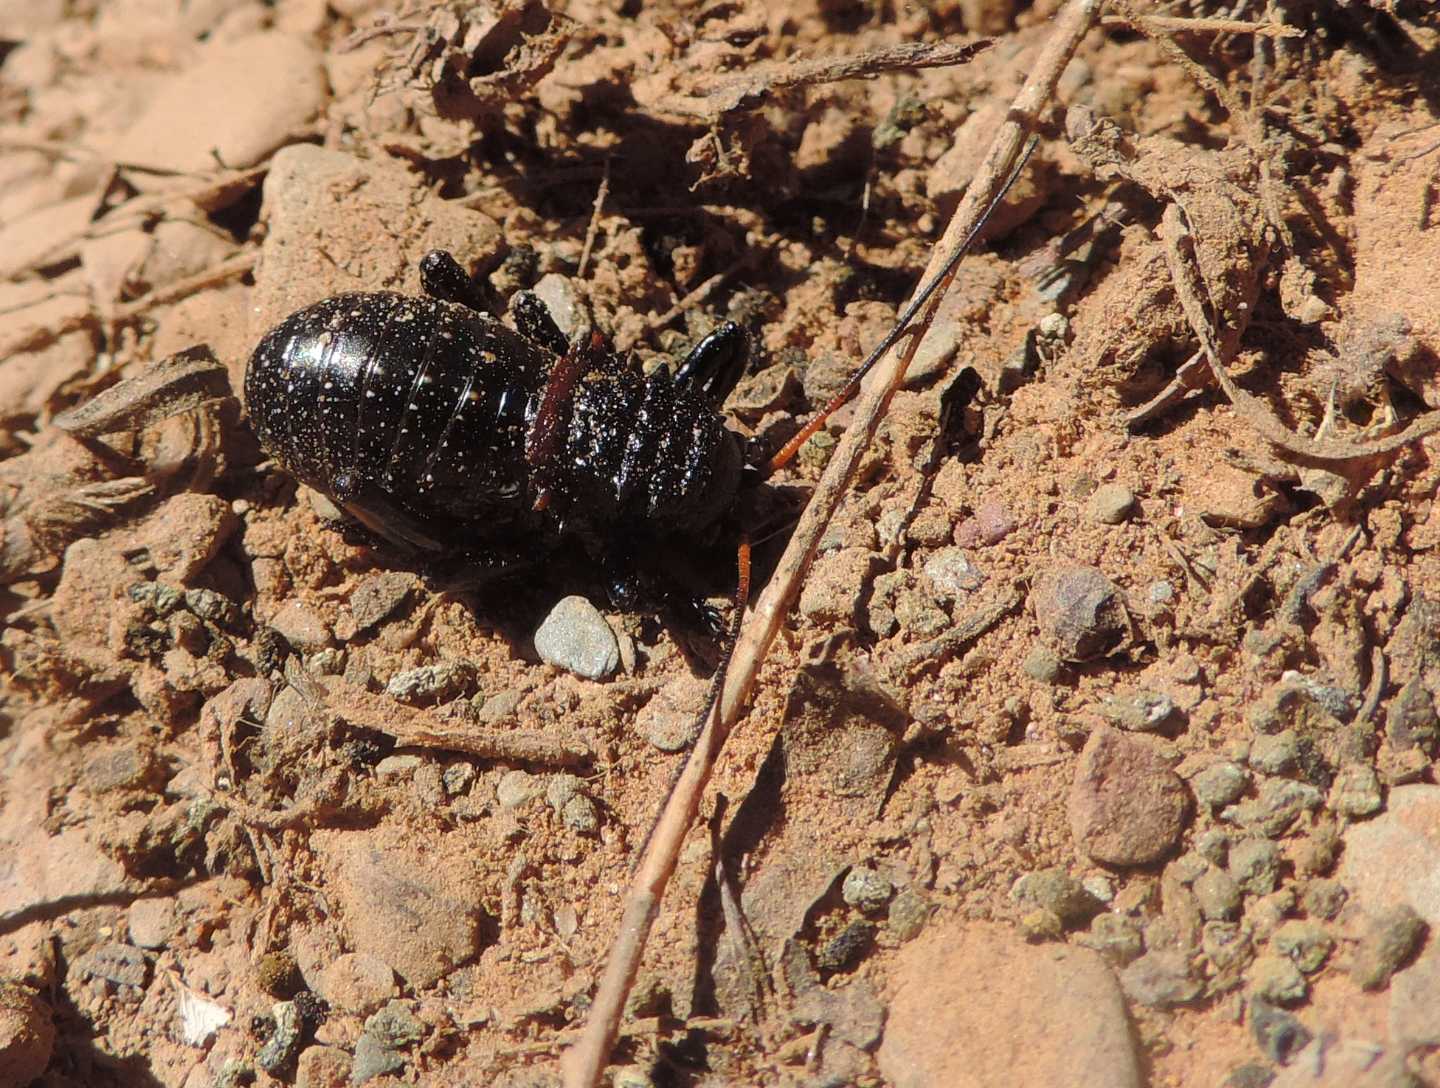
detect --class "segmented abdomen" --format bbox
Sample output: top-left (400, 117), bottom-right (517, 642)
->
top-left (245, 293), bottom-right (548, 534)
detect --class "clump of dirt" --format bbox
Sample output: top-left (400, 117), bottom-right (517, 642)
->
top-left (2, 1), bottom-right (1440, 1086)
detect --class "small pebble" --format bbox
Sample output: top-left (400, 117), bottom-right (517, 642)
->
top-left (1223, 779), bottom-right (1323, 838)
top-left (1192, 761), bottom-right (1250, 809)
top-left (1271, 920), bottom-right (1332, 974)
top-left (316, 954), bottom-right (396, 1015)
top-left (257, 1001), bottom-right (304, 1075)
top-left (350, 1032), bottom-right (405, 1085)
top-left (1249, 997), bottom-right (1313, 1064)
top-left (364, 1000), bottom-right (423, 1048)
top-left (1248, 731), bottom-right (1300, 775)
top-left (1196, 828), bottom-right (1231, 866)
top-left (496, 770), bottom-right (543, 808)
top-left (0, 984), bottom-right (54, 1086)
top-left (1070, 727), bottom-right (1189, 867)
top-left (1079, 913), bottom-right (1144, 965)
top-left (1097, 690), bottom-right (1176, 732)
top-left (1247, 954), bottom-right (1307, 1004)
top-left (375, 754), bottom-right (423, 779)
top-left (561, 794), bottom-right (600, 834)
top-left (1022, 646), bottom-right (1063, 683)
top-left (128, 898), bottom-right (178, 949)
top-left (921, 547), bottom-right (986, 601)
top-left (1032, 565), bottom-right (1128, 662)
top-left (1229, 838), bottom-right (1281, 895)
top-left (442, 763), bottom-right (476, 796)
top-left (384, 661), bottom-right (475, 705)
top-left (1385, 678), bottom-right (1438, 753)
top-left (348, 572), bottom-right (414, 634)
top-left (1012, 868), bottom-right (1101, 926)
top-left (815, 920), bottom-right (876, 972)
top-left (1194, 867), bottom-right (1242, 921)
top-left (953, 500), bottom-right (1016, 547)
top-left (1300, 879), bottom-right (1347, 921)
top-left (1352, 904), bottom-right (1426, 990)
top-left (1019, 908), bottom-right (1064, 942)
top-left (842, 866), bottom-right (895, 914)
top-left (1087, 483), bottom-right (1135, 525)
top-left (886, 888), bottom-right (931, 941)
top-left (1202, 921), bottom-right (1250, 971)
top-left (268, 601), bottom-right (332, 653)
top-left (1330, 763), bottom-right (1383, 818)
top-left (1120, 950), bottom-right (1201, 1008)
top-left (295, 1045), bottom-right (351, 1088)
top-left (533, 596), bottom-right (620, 680)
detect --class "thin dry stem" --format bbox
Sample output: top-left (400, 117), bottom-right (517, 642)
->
top-left (559, 3), bottom-right (1108, 1085)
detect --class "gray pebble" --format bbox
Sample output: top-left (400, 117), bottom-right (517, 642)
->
top-left (349, 572), bottom-right (414, 634)
top-left (1248, 730), bottom-right (1300, 775)
top-left (308, 647), bottom-right (345, 675)
top-left (842, 866), bottom-right (895, 914)
top-left (1031, 565), bottom-right (1128, 661)
top-left (534, 596), bottom-right (620, 680)
top-left (128, 898), bottom-right (177, 950)
top-left (1385, 678), bottom-right (1438, 753)
top-left (351, 1032), bottom-right (405, 1085)
top-left (1087, 483), bottom-right (1135, 525)
top-left (1249, 997), bottom-right (1312, 1064)
top-left (1353, 904), bottom-right (1426, 991)
top-left (1300, 879), bottom-right (1347, 921)
top-left (385, 660), bottom-right (476, 705)
top-left (1223, 779), bottom-right (1323, 838)
top-left (1120, 949), bottom-right (1201, 1008)
top-left (1202, 921), bottom-right (1250, 972)
top-left (1247, 954), bottom-right (1307, 1004)
top-left (1194, 867), bottom-right (1242, 921)
top-left (1229, 838), bottom-right (1281, 896)
top-left (1271, 920), bottom-right (1332, 974)
top-left (257, 1001), bottom-right (303, 1075)
top-left (886, 888), bottom-right (931, 942)
top-left (1330, 763), bottom-right (1383, 818)
top-left (76, 942), bottom-right (148, 987)
top-left (184, 587), bottom-right (242, 630)
top-left (1079, 912), bottom-right (1144, 965)
top-left (1012, 868), bottom-right (1102, 926)
top-left (1097, 689), bottom-right (1176, 732)
top-left (561, 794), bottom-right (600, 834)
top-left (496, 769), bottom-right (543, 808)
top-left (442, 763), bottom-right (476, 797)
top-left (921, 547), bottom-right (987, 601)
top-left (1196, 828), bottom-right (1231, 866)
top-left (1193, 761), bottom-right (1250, 809)
top-left (268, 601), bottom-right (332, 654)
top-left (364, 1000), bottom-right (423, 1048)
top-left (1022, 646), bottom-right (1063, 683)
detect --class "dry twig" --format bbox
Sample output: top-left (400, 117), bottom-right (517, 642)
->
top-left (559, 2), bottom-right (1108, 1084)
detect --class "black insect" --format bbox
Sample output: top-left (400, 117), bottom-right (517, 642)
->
top-left (245, 250), bottom-right (753, 609)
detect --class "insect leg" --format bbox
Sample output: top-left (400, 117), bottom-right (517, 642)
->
top-left (511, 291), bottom-right (570, 356)
top-left (419, 250), bottom-right (489, 313)
top-left (673, 322), bottom-right (748, 405)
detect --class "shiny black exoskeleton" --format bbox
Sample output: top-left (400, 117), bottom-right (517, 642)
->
top-left (245, 251), bottom-right (750, 568)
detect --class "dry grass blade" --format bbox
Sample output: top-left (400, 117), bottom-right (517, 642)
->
top-left (559, 2), bottom-right (1108, 1084)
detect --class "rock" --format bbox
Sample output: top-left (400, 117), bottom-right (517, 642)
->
top-left (1301, 879), bottom-right (1347, 920)
top-left (1271, 920), bottom-right (1332, 974)
top-left (886, 888), bottom-right (931, 942)
top-left (384, 661), bottom-right (476, 705)
top-left (128, 897), bottom-right (178, 949)
top-left (349, 573), bottom-right (415, 634)
top-left (798, 548), bottom-right (885, 625)
top-left (137, 493), bottom-right (240, 583)
top-left (1011, 868), bottom-right (1101, 927)
top-left (109, 33), bottom-right (325, 173)
top-left (1390, 946), bottom-right (1440, 1042)
top-left (257, 1000), bottom-right (303, 1075)
top-left (1353, 904), bottom-right (1426, 991)
top-left (1079, 913), bottom-right (1144, 965)
top-left (1223, 778), bottom-right (1323, 838)
top-left (496, 770), bottom-right (543, 808)
top-left (1330, 763), bottom-right (1383, 818)
top-left (533, 596), bottom-right (620, 680)
top-left (1120, 949), bottom-right (1201, 1008)
top-left (1250, 730), bottom-right (1301, 775)
top-left (1249, 997), bottom-right (1312, 1064)
top-left (318, 827), bottom-right (490, 988)
top-left (0, 983), bottom-right (54, 1086)
top-left (1032, 565), bottom-right (1128, 661)
top-left (1070, 728), bottom-right (1189, 866)
top-left (841, 867), bottom-right (894, 914)
top-left (316, 953), bottom-right (396, 1015)
top-left (75, 942), bottom-right (148, 987)
top-left (1336, 784), bottom-right (1440, 925)
top-left (560, 794), bottom-right (600, 834)
top-left (1193, 761), bottom-right (1250, 808)
top-left (1097, 689), bottom-right (1176, 732)
top-left (877, 921), bottom-right (1140, 1088)
top-left (296, 1045), bottom-right (351, 1088)
top-left (1248, 954), bottom-right (1307, 1004)
top-left (1194, 867), bottom-right (1242, 921)
top-left (1203, 921), bottom-right (1250, 972)
top-left (1022, 646), bottom-right (1063, 683)
top-left (921, 547), bottom-right (986, 602)
top-left (250, 144), bottom-right (503, 338)
top-left (954, 500), bottom-right (1017, 547)
top-left (1386, 678), bottom-right (1438, 752)
top-left (1269, 1036), bottom-right (1412, 1088)
top-left (268, 601), bottom-right (332, 654)
top-left (1229, 838), bottom-right (1282, 895)
top-left (530, 273), bottom-right (589, 339)
top-left (351, 1032), bottom-right (405, 1085)
top-left (364, 1001), bottom-right (424, 1048)
top-left (1087, 483), bottom-right (1135, 524)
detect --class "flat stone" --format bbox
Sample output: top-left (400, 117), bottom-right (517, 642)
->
top-left (1390, 946), bottom-right (1440, 1043)
top-left (315, 826), bottom-right (491, 989)
top-left (1337, 783), bottom-right (1440, 926)
top-left (1119, 949), bottom-right (1201, 1008)
top-left (1070, 728), bottom-right (1189, 866)
top-left (1087, 483), bottom-right (1135, 525)
top-left (1032, 565), bottom-right (1128, 662)
top-left (109, 32), bottom-right (326, 174)
top-left (533, 596), bottom-right (619, 680)
top-left (127, 897), bottom-right (178, 949)
top-left (348, 573), bottom-right (415, 634)
top-left (268, 601), bottom-right (332, 654)
top-left (316, 953), bottom-right (396, 1015)
top-left (877, 921), bottom-right (1139, 1088)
